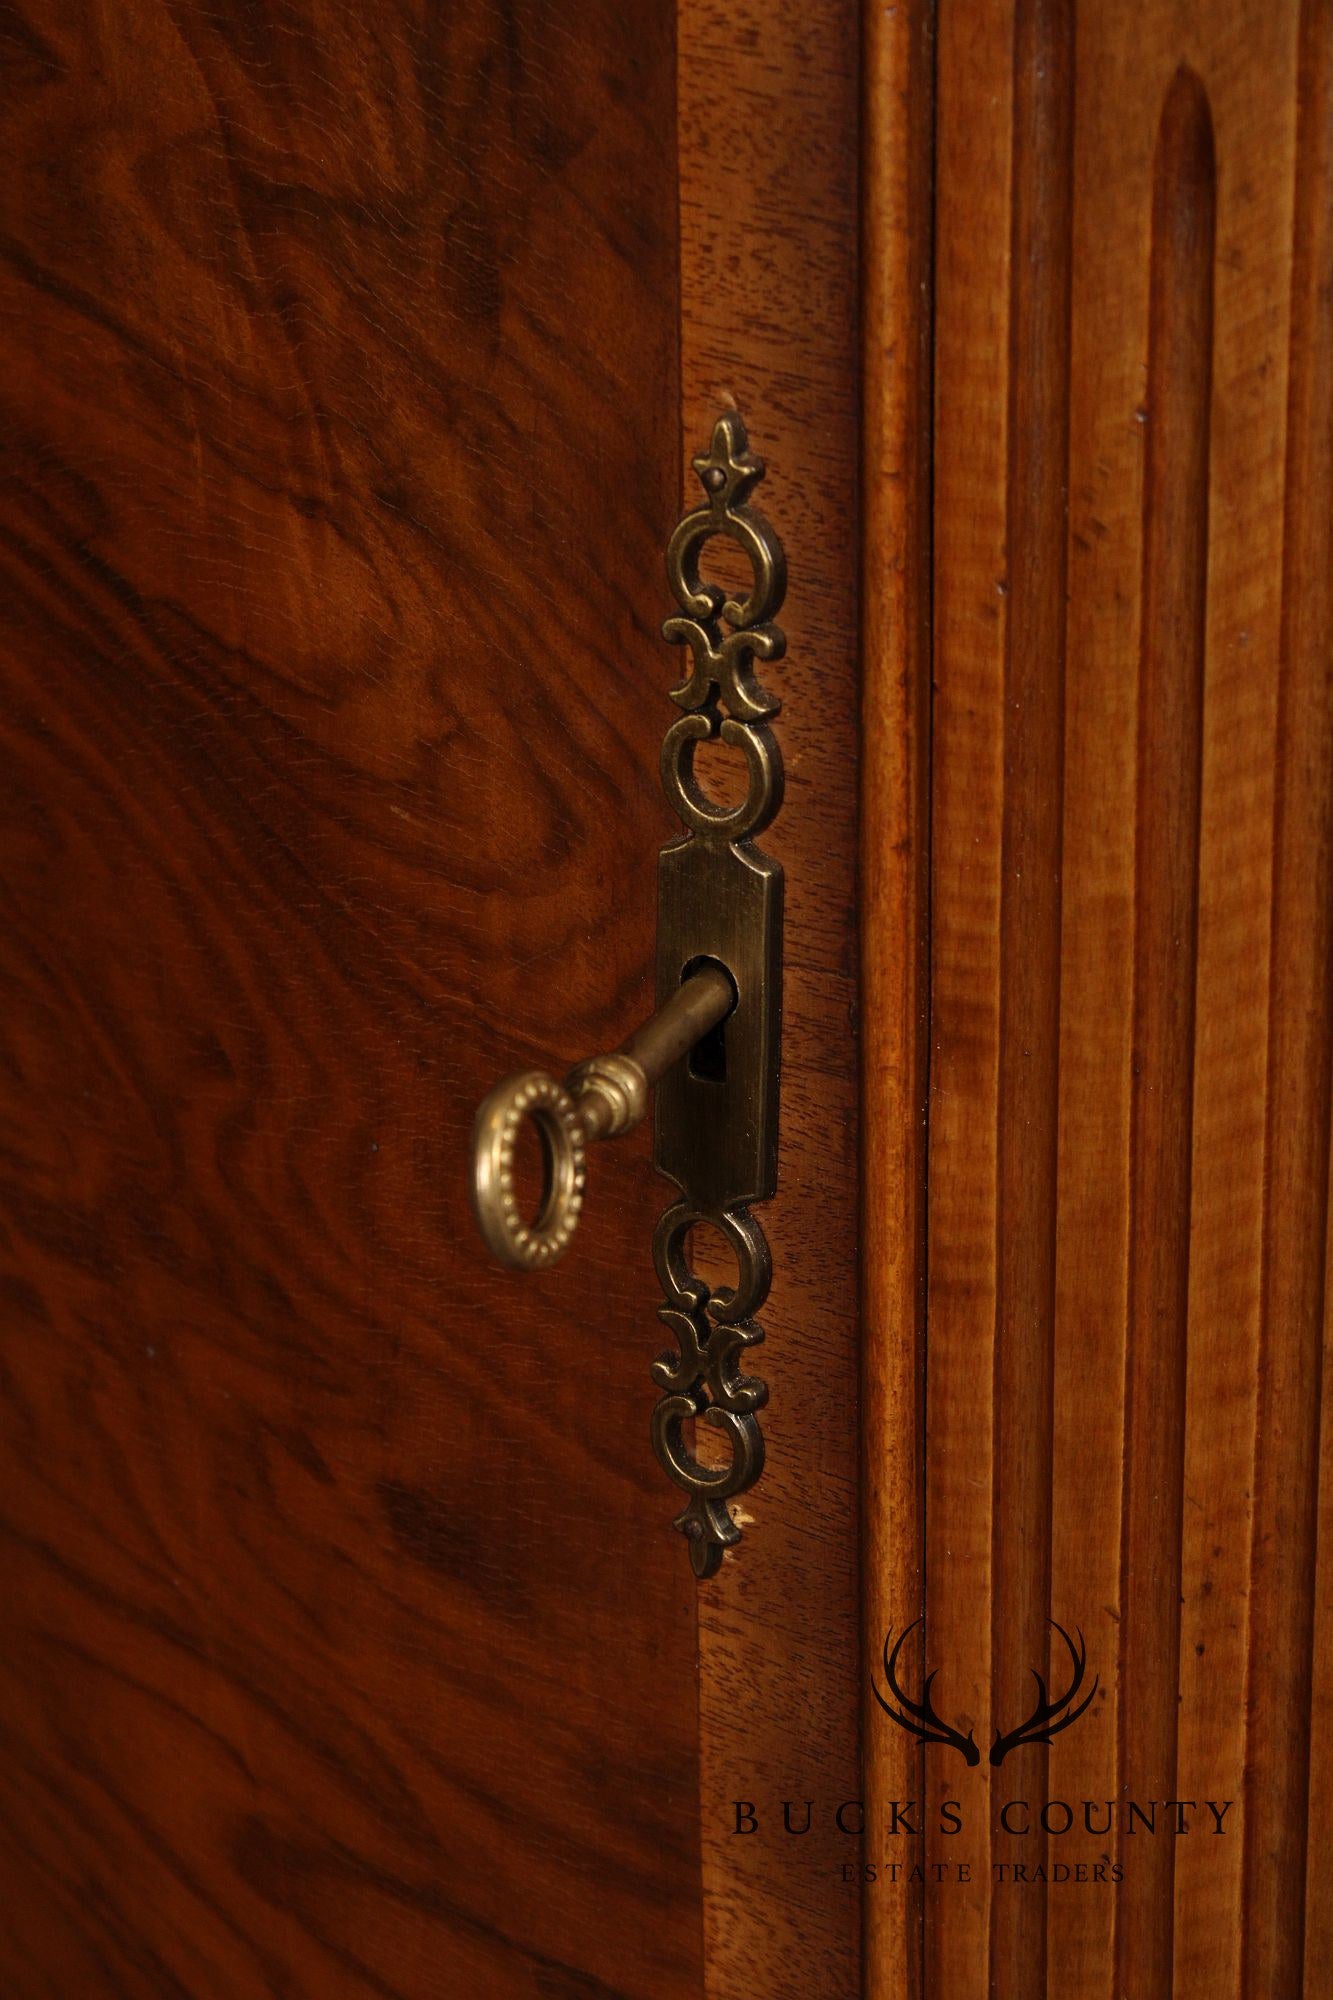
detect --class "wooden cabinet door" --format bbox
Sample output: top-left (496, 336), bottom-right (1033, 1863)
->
top-left (11, 4), bottom-right (1323, 1997)
top-left (0, 4), bottom-right (865, 1997)
top-left (862, 2), bottom-right (1333, 1996)
top-left (0, 6), bottom-right (701, 1994)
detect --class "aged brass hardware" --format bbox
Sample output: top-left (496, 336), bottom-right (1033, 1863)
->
top-left (470, 412), bottom-right (786, 1579)
top-left (471, 963), bottom-right (735, 1271)
top-left (651, 411), bottom-right (784, 1577)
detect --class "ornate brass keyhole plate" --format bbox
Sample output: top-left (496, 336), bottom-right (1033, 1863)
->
top-left (470, 413), bottom-right (786, 1579)
top-left (651, 412), bottom-right (785, 1577)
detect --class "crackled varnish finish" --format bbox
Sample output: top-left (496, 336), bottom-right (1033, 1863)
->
top-left (0, 4), bottom-right (703, 1995)
top-left (863, 1), bottom-right (1333, 1996)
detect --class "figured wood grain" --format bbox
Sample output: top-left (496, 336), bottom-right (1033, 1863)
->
top-left (0, 4), bottom-right (699, 1996)
top-left (676, 5), bottom-right (864, 1999)
top-left (865, 0), bottom-right (1329, 1995)
top-left (1113, 66), bottom-right (1213, 1997)
top-left (860, 0), bottom-right (934, 1994)
top-left (919, 0), bottom-right (1008, 1984)
top-left (1292, 18), bottom-right (1333, 1988)
top-left (1242, 2), bottom-right (1333, 1989)
top-left (987, 5), bottom-right (1073, 1989)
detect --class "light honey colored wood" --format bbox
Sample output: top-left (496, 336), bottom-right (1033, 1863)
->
top-left (860, 0), bottom-right (935, 1995)
top-left (863, 1), bottom-right (1332, 1994)
top-left (678, 6), bottom-right (865, 1999)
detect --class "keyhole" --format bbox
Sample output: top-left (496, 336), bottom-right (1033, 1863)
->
top-left (684, 956), bottom-right (737, 1083)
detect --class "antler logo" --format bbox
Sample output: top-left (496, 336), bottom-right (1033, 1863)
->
top-left (872, 1618), bottom-right (1098, 1768)
top-left (872, 1620), bottom-right (981, 1766)
top-left (989, 1620), bottom-right (1098, 1766)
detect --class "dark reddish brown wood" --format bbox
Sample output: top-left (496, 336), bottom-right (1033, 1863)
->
top-left (0, 4), bottom-right (699, 1995)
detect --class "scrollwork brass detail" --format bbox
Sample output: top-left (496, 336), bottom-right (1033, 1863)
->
top-left (651, 413), bottom-right (785, 1578)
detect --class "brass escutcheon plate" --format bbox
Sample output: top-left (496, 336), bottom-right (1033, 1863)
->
top-left (649, 412), bottom-right (786, 1578)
